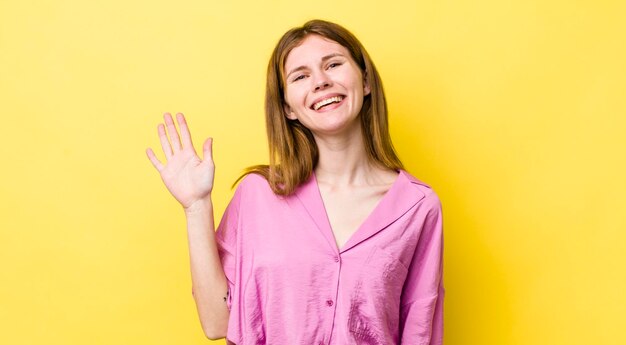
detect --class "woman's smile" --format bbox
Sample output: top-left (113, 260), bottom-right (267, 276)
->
top-left (282, 34), bottom-right (370, 136)
top-left (311, 95), bottom-right (346, 111)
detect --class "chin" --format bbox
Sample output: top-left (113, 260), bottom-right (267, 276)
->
top-left (310, 119), bottom-right (361, 137)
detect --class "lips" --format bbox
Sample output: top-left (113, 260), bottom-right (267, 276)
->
top-left (309, 93), bottom-right (346, 111)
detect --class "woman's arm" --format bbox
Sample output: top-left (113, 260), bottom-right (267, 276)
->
top-left (185, 199), bottom-right (230, 340)
top-left (399, 191), bottom-right (444, 345)
top-left (146, 112), bottom-right (229, 339)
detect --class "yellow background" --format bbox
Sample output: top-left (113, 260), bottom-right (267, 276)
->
top-left (1, 0), bottom-right (624, 344)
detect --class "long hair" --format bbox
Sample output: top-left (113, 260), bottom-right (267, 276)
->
top-left (236, 19), bottom-right (404, 195)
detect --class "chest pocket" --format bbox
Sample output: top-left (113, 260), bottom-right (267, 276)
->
top-left (348, 246), bottom-right (409, 344)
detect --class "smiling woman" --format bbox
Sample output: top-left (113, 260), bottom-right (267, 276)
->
top-left (242, 20), bottom-right (404, 196)
top-left (282, 35), bottom-right (370, 137)
top-left (146, 19), bottom-right (444, 345)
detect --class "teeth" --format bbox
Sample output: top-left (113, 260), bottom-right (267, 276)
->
top-left (313, 96), bottom-right (343, 110)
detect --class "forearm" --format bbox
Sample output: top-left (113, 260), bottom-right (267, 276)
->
top-left (184, 198), bottom-right (229, 340)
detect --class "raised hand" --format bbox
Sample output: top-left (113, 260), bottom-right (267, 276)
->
top-left (146, 112), bottom-right (215, 210)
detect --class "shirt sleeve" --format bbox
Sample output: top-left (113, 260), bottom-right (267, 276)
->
top-left (214, 183), bottom-right (243, 312)
top-left (399, 192), bottom-right (444, 345)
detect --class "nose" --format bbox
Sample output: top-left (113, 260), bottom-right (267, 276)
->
top-left (313, 71), bottom-right (332, 91)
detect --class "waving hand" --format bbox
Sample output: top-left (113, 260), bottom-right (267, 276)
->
top-left (146, 112), bottom-right (214, 210)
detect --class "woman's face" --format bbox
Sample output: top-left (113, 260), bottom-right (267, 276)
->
top-left (282, 34), bottom-right (370, 136)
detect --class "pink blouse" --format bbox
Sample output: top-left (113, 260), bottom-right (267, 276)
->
top-left (215, 169), bottom-right (444, 344)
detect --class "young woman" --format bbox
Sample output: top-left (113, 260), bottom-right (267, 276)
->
top-left (147, 19), bottom-right (444, 345)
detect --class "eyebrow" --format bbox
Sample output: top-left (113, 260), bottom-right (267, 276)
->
top-left (285, 53), bottom-right (345, 79)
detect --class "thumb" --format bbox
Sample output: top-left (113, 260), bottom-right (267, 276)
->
top-left (202, 137), bottom-right (213, 163)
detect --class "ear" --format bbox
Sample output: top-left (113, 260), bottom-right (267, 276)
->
top-left (363, 70), bottom-right (371, 96)
top-left (283, 103), bottom-right (298, 120)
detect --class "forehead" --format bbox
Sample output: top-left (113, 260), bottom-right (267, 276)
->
top-left (284, 35), bottom-right (351, 70)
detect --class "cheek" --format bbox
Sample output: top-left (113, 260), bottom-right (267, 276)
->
top-left (284, 93), bottom-right (297, 110)
top-left (286, 87), bottom-right (308, 108)
top-left (343, 74), bottom-right (364, 95)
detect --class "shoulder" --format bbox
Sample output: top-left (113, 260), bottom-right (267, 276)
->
top-left (235, 172), bottom-right (269, 190)
top-left (399, 169), bottom-right (442, 210)
top-left (232, 172), bottom-right (277, 202)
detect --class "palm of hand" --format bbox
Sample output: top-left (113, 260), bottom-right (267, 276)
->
top-left (146, 113), bottom-right (215, 209)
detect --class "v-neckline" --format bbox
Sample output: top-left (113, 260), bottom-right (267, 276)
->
top-left (310, 170), bottom-right (402, 252)
top-left (291, 169), bottom-right (426, 254)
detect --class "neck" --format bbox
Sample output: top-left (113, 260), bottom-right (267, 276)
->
top-left (313, 122), bottom-right (383, 187)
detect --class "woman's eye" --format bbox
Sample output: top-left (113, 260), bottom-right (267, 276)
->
top-left (293, 75), bottom-right (305, 82)
top-left (328, 62), bottom-right (342, 69)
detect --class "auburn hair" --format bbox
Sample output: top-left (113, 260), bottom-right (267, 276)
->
top-left (235, 19), bottom-right (403, 195)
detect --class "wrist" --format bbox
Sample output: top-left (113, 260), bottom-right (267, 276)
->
top-left (183, 197), bottom-right (213, 215)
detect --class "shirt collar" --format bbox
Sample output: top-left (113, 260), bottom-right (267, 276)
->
top-left (291, 169), bottom-right (427, 253)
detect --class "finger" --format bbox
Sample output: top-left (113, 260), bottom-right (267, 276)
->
top-left (158, 123), bottom-right (172, 160)
top-left (164, 112), bottom-right (182, 152)
top-left (146, 148), bottom-right (164, 172)
top-left (176, 113), bottom-right (195, 151)
top-left (202, 137), bottom-right (213, 163)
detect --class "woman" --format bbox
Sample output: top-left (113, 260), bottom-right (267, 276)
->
top-left (146, 19), bottom-right (444, 345)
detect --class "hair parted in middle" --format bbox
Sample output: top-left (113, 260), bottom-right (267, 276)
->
top-left (236, 19), bottom-right (404, 195)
